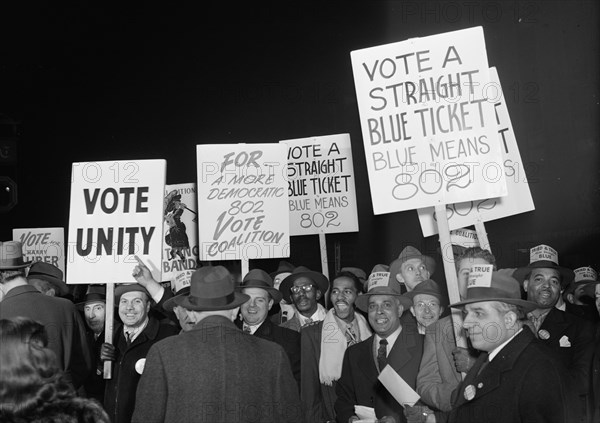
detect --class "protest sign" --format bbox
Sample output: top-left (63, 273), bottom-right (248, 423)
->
top-left (280, 133), bottom-right (359, 235)
top-left (161, 183), bottom-right (200, 280)
top-left (12, 227), bottom-right (65, 274)
top-left (196, 144), bottom-right (289, 260)
top-left (417, 67), bottom-right (535, 236)
top-left (351, 26), bottom-right (507, 215)
top-left (67, 160), bottom-right (165, 284)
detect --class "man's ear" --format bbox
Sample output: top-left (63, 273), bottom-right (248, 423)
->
top-left (504, 310), bottom-right (518, 329)
top-left (268, 299), bottom-right (274, 311)
top-left (396, 273), bottom-right (405, 283)
top-left (523, 280), bottom-right (529, 293)
top-left (439, 306), bottom-right (445, 316)
top-left (46, 288), bottom-right (56, 297)
top-left (315, 290), bottom-right (322, 301)
top-left (409, 306), bottom-right (416, 317)
top-left (566, 293), bottom-right (575, 305)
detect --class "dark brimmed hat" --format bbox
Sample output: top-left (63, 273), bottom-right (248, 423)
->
top-left (270, 261), bottom-right (295, 279)
top-left (237, 269), bottom-right (282, 303)
top-left (512, 245), bottom-right (574, 288)
top-left (389, 246), bottom-right (436, 284)
top-left (355, 265), bottom-right (412, 312)
top-left (115, 283), bottom-right (151, 304)
top-left (173, 266), bottom-right (249, 311)
top-left (0, 241), bottom-right (32, 270)
top-left (27, 262), bottom-right (69, 296)
top-left (163, 270), bottom-right (194, 313)
top-left (76, 285), bottom-right (106, 309)
top-left (279, 266), bottom-right (329, 303)
top-left (340, 267), bottom-right (367, 285)
top-left (401, 279), bottom-right (444, 305)
top-left (451, 265), bottom-right (538, 312)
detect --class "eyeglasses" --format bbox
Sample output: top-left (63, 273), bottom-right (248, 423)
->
top-left (290, 285), bottom-right (315, 294)
top-left (414, 301), bottom-right (440, 310)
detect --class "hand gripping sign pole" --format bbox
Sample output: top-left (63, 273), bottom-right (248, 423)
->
top-left (103, 283), bottom-right (115, 379)
top-left (435, 204), bottom-right (468, 356)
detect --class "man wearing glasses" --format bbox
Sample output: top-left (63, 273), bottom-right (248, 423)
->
top-left (279, 266), bottom-right (329, 332)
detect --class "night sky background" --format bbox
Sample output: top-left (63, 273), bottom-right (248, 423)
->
top-left (2, 1), bottom-right (599, 287)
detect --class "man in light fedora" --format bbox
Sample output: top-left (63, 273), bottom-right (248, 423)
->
top-left (389, 246), bottom-right (436, 293)
top-left (515, 244), bottom-right (594, 422)
top-left (0, 240), bottom-right (91, 389)
top-left (101, 277), bottom-right (178, 423)
top-left (132, 265), bottom-right (302, 423)
top-left (279, 266), bottom-right (330, 332)
top-left (402, 279), bottom-right (444, 335)
top-left (27, 261), bottom-right (70, 297)
top-left (335, 268), bottom-right (422, 423)
top-left (236, 268), bottom-right (301, 389)
top-left (448, 265), bottom-right (572, 423)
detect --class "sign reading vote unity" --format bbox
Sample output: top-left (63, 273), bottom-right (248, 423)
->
top-left (161, 183), bottom-right (200, 280)
top-left (67, 160), bottom-right (166, 284)
top-left (196, 144), bottom-right (289, 260)
top-left (417, 67), bottom-right (535, 236)
top-left (13, 227), bottom-right (65, 274)
top-left (351, 27), bottom-right (507, 215)
top-left (280, 134), bottom-right (359, 235)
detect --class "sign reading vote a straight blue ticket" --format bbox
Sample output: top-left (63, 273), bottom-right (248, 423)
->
top-left (351, 27), bottom-right (507, 215)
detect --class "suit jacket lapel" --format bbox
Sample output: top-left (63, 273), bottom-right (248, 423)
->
top-left (357, 336), bottom-right (379, 385)
top-left (539, 308), bottom-right (569, 341)
top-left (387, 326), bottom-right (416, 372)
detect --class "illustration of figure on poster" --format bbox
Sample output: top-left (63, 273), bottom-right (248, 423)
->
top-left (164, 190), bottom-right (195, 260)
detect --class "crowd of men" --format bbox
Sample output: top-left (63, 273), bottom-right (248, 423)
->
top-left (0, 239), bottom-right (599, 423)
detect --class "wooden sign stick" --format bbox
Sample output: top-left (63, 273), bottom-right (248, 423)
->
top-left (241, 259), bottom-right (249, 281)
top-left (319, 233), bottom-right (330, 308)
top-left (474, 214), bottom-right (491, 253)
top-left (103, 283), bottom-right (115, 379)
top-left (434, 204), bottom-right (468, 352)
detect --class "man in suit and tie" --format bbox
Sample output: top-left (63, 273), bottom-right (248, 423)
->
top-left (236, 268), bottom-right (301, 389)
top-left (449, 265), bottom-right (571, 423)
top-left (132, 266), bottom-right (302, 423)
top-left (334, 269), bottom-right (422, 423)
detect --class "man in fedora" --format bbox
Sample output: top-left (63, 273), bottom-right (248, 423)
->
top-left (163, 269), bottom-right (195, 332)
top-left (236, 268), bottom-right (301, 389)
top-left (403, 279), bottom-right (444, 335)
top-left (335, 269), bottom-right (422, 423)
top-left (27, 261), bottom-right (70, 297)
top-left (101, 278), bottom-right (178, 423)
top-left (389, 246), bottom-right (436, 293)
top-left (448, 265), bottom-right (571, 423)
top-left (131, 266), bottom-right (302, 423)
top-left (302, 270), bottom-right (372, 423)
top-left (0, 240), bottom-right (91, 389)
top-left (514, 244), bottom-right (594, 422)
top-left (77, 284), bottom-right (116, 402)
top-left (279, 266), bottom-right (329, 332)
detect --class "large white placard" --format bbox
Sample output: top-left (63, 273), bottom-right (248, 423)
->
top-left (196, 144), bottom-right (289, 260)
top-left (13, 227), bottom-right (65, 275)
top-left (67, 160), bottom-right (166, 284)
top-left (417, 67), bottom-right (535, 236)
top-left (161, 183), bottom-right (200, 280)
top-left (280, 134), bottom-right (359, 235)
top-left (351, 26), bottom-right (507, 215)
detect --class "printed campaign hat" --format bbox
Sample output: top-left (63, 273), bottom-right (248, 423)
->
top-left (27, 262), bottom-right (69, 296)
top-left (451, 264), bottom-right (538, 312)
top-left (355, 264), bottom-right (412, 312)
top-left (513, 245), bottom-right (574, 288)
top-left (389, 246), bottom-right (436, 285)
top-left (279, 266), bottom-right (330, 303)
top-left (163, 269), bottom-right (194, 312)
top-left (0, 241), bottom-right (32, 270)
top-left (76, 285), bottom-right (106, 309)
top-left (237, 268), bottom-right (282, 303)
top-left (581, 279), bottom-right (600, 299)
top-left (563, 266), bottom-right (598, 296)
top-left (173, 266), bottom-right (249, 311)
top-left (401, 279), bottom-right (444, 304)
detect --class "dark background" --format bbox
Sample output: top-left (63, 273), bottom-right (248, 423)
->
top-left (1, 1), bottom-right (598, 286)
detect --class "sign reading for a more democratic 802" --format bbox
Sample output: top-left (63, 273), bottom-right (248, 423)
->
top-left (351, 26), bottom-right (507, 215)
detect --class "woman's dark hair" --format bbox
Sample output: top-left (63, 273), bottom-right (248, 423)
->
top-left (0, 317), bottom-right (73, 416)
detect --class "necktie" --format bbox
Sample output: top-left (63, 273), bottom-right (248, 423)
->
top-left (243, 325), bottom-right (252, 334)
top-left (346, 326), bottom-right (357, 346)
top-left (377, 339), bottom-right (388, 372)
top-left (125, 331), bottom-right (132, 345)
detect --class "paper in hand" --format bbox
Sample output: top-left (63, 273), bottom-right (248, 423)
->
top-left (354, 405), bottom-right (376, 422)
top-left (378, 365), bottom-right (420, 408)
